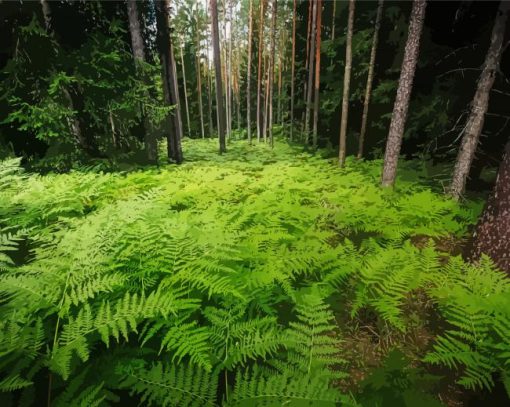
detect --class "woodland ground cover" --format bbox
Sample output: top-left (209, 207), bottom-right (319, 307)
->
top-left (0, 139), bottom-right (509, 406)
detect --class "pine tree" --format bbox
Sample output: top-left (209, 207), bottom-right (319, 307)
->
top-left (312, 0), bottom-right (322, 150)
top-left (304, 0), bottom-right (317, 145)
top-left (449, 1), bottom-right (510, 199)
top-left (290, 0), bottom-right (296, 141)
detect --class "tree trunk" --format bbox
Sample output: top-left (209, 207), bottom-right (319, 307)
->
top-left (127, 0), bottom-right (158, 163)
top-left (195, 4), bottom-right (205, 139)
top-left (246, 0), bottom-right (254, 143)
top-left (331, 0), bottom-right (336, 41)
top-left (290, 0), bottom-right (296, 141)
top-left (179, 41), bottom-right (191, 136)
top-left (256, 0), bottom-right (265, 141)
top-left (210, 0), bottom-right (227, 153)
top-left (205, 8), bottom-right (214, 136)
top-left (155, 0), bottom-right (183, 164)
top-left (338, 0), bottom-right (355, 166)
top-left (312, 0), bottom-right (322, 149)
top-left (380, 0), bottom-right (426, 185)
top-left (449, 1), bottom-right (510, 199)
top-left (268, 0), bottom-right (277, 147)
top-left (357, 0), bottom-right (383, 159)
top-left (304, 0), bottom-right (317, 145)
top-left (470, 139), bottom-right (510, 273)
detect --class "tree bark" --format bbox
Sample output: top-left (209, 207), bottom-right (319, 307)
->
top-left (256, 0), bottom-right (265, 141)
top-left (380, 0), bottom-right (426, 185)
top-left (155, 0), bottom-right (183, 163)
top-left (312, 0), bottom-right (322, 150)
top-left (290, 0), bottom-right (296, 141)
top-left (246, 0), bottom-right (254, 143)
top-left (268, 0), bottom-right (277, 147)
top-left (195, 4), bottom-right (205, 139)
top-left (357, 0), bottom-right (383, 159)
top-left (470, 139), bottom-right (510, 273)
top-left (127, 0), bottom-right (158, 163)
top-left (338, 0), bottom-right (355, 166)
top-left (304, 0), bottom-right (317, 145)
top-left (210, 0), bottom-right (227, 153)
top-left (449, 1), bottom-right (510, 199)
top-left (331, 0), bottom-right (336, 41)
top-left (179, 41), bottom-right (191, 136)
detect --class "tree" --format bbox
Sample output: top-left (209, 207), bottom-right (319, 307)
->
top-left (304, 0), bottom-right (317, 145)
top-left (195, 3), bottom-right (205, 139)
top-left (127, 0), bottom-right (158, 163)
top-left (268, 0), bottom-right (277, 147)
top-left (338, 0), bottom-right (355, 166)
top-left (357, 0), bottom-right (384, 159)
top-left (449, 1), bottom-right (510, 200)
top-left (246, 0), bottom-right (254, 143)
top-left (156, 0), bottom-right (183, 164)
top-left (178, 38), bottom-right (191, 137)
top-left (380, 0), bottom-right (426, 186)
top-left (312, 0), bottom-right (322, 150)
top-left (290, 0), bottom-right (296, 141)
top-left (470, 138), bottom-right (510, 273)
top-left (256, 0), bottom-right (266, 141)
top-left (210, 0), bottom-right (226, 153)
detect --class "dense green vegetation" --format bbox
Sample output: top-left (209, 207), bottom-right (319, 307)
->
top-left (1, 139), bottom-right (508, 406)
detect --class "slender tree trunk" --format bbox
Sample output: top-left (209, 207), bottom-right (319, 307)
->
top-left (205, 9), bottom-right (214, 136)
top-left (156, 0), bottom-right (183, 163)
top-left (331, 0), bottom-right (336, 41)
top-left (380, 0), bottom-right (426, 185)
top-left (263, 61), bottom-right (270, 142)
top-left (312, 0), bottom-right (322, 149)
top-left (290, 0), bottom-right (296, 141)
top-left (470, 139), bottom-right (510, 273)
top-left (277, 29), bottom-right (283, 127)
top-left (256, 0), bottom-right (265, 141)
top-left (449, 1), bottom-right (510, 199)
top-left (236, 48), bottom-right (241, 131)
top-left (179, 41), bottom-right (191, 136)
top-left (210, 0), bottom-right (227, 153)
top-left (127, 0), bottom-right (158, 163)
top-left (304, 0), bottom-right (317, 145)
top-left (357, 0), bottom-right (383, 159)
top-left (268, 0), bottom-right (277, 147)
top-left (246, 0), bottom-right (254, 143)
top-left (302, 0), bottom-right (313, 119)
top-left (338, 0), bottom-right (355, 166)
top-left (195, 5), bottom-right (205, 139)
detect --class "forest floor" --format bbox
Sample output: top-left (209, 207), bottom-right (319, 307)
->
top-left (2, 139), bottom-right (509, 406)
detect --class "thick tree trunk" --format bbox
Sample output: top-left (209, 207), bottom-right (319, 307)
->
top-left (312, 0), bottom-right (322, 149)
top-left (268, 0), bottom-right (277, 147)
top-left (304, 0), bottom-right (317, 145)
top-left (179, 42), bottom-right (191, 136)
top-left (470, 139), bottom-right (510, 273)
top-left (210, 0), bottom-right (227, 153)
top-left (357, 0), bottom-right (383, 159)
top-left (290, 0), bottom-right (296, 141)
top-left (449, 1), bottom-right (510, 199)
top-left (155, 0), bottom-right (183, 163)
top-left (246, 0), bottom-right (254, 143)
top-left (127, 0), bottom-right (158, 163)
top-left (338, 0), bottom-right (355, 166)
top-left (380, 0), bottom-right (426, 185)
top-left (256, 0), bottom-right (265, 142)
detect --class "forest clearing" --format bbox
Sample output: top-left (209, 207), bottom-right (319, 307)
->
top-left (1, 0), bottom-right (510, 406)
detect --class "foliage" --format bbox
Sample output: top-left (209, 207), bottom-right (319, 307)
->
top-left (0, 139), bottom-right (507, 406)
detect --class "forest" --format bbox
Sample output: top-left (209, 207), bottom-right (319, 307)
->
top-left (0, 0), bottom-right (510, 406)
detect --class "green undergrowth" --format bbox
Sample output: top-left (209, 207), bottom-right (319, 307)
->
top-left (0, 139), bottom-right (508, 406)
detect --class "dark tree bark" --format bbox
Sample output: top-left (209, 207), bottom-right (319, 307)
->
top-left (246, 0), bottom-right (254, 143)
top-left (357, 0), bottom-right (383, 159)
top-left (338, 0), bottom-right (355, 166)
top-left (210, 0), bottom-right (227, 153)
top-left (304, 0), bottom-right (317, 145)
top-left (449, 1), bottom-right (510, 200)
top-left (155, 0), bottom-right (183, 163)
top-left (290, 0), bottom-right (296, 141)
top-left (381, 0), bottom-right (426, 186)
top-left (312, 0), bottom-right (322, 150)
top-left (127, 0), bottom-right (158, 163)
top-left (470, 139), bottom-right (510, 273)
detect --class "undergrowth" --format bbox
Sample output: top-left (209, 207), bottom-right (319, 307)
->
top-left (0, 139), bottom-right (507, 406)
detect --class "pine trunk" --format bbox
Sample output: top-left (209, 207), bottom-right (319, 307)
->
top-left (357, 0), bottom-right (383, 159)
top-left (470, 139), bottom-right (510, 273)
top-left (268, 0), bottom-right (277, 147)
top-left (338, 0), bottom-right (355, 166)
top-left (247, 0), bottom-right (254, 143)
top-left (380, 0), bottom-right (426, 185)
top-left (210, 0), bottom-right (227, 153)
top-left (449, 1), bottom-right (510, 199)
top-left (256, 0), bottom-right (265, 141)
top-left (195, 5), bottom-right (205, 139)
top-left (312, 0), bottom-right (322, 149)
top-left (304, 0), bottom-right (317, 145)
top-left (179, 42), bottom-right (191, 136)
top-left (290, 0), bottom-right (296, 141)
top-left (331, 0), bottom-right (336, 41)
